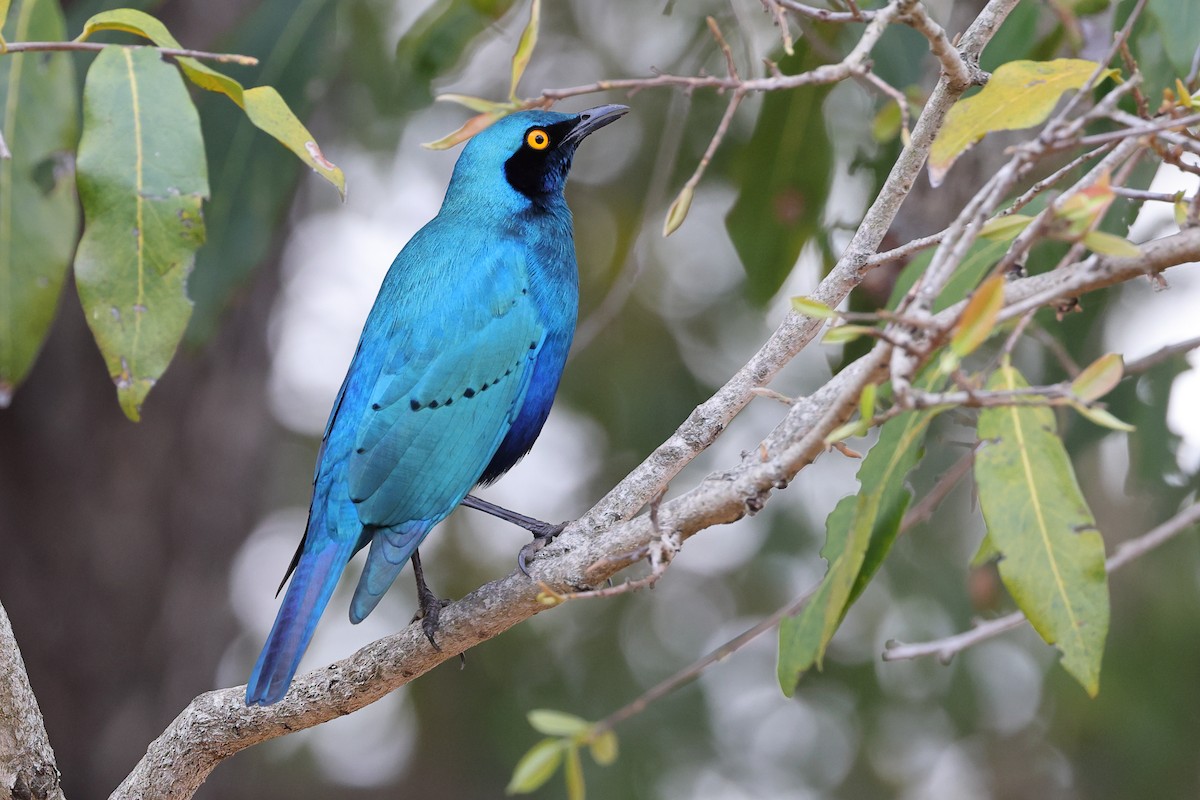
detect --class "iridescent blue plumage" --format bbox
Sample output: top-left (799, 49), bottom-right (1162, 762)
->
top-left (246, 105), bottom-right (627, 705)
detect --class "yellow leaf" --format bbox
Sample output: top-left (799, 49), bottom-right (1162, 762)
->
top-left (423, 109), bottom-right (509, 150)
top-left (872, 101), bottom-right (901, 143)
top-left (436, 93), bottom-right (517, 114)
top-left (930, 59), bottom-right (1117, 186)
top-left (527, 709), bottom-right (589, 737)
top-left (507, 739), bottom-right (564, 795)
top-left (242, 87), bottom-right (345, 198)
top-left (822, 324), bottom-right (876, 345)
top-left (1071, 353), bottom-right (1124, 402)
top-left (1073, 403), bottom-right (1136, 432)
top-left (980, 213), bottom-right (1036, 241)
top-left (825, 419), bottom-right (867, 446)
top-left (662, 184), bottom-right (694, 237)
top-left (564, 745), bottom-right (586, 800)
top-left (1058, 172), bottom-right (1115, 235)
top-left (790, 296), bottom-right (837, 319)
top-left (1082, 230), bottom-right (1141, 257)
top-left (1176, 78), bottom-right (1194, 109)
top-left (950, 274), bottom-right (1005, 358)
top-left (510, 0), bottom-right (541, 100)
top-left (860, 382), bottom-right (877, 422)
top-left (588, 731), bottom-right (619, 766)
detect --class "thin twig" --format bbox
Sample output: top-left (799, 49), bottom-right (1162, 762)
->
top-left (883, 501), bottom-right (1200, 662)
top-left (1, 39), bottom-right (258, 65)
top-left (899, 446), bottom-right (977, 531)
top-left (858, 70), bottom-right (912, 145)
top-left (1076, 111), bottom-right (1200, 148)
top-left (1110, 186), bottom-right (1193, 204)
top-left (590, 586), bottom-right (819, 735)
top-left (865, 230), bottom-right (946, 267)
top-left (1028, 323), bottom-right (1082, 376)
top-left (897, 0), bottom-right (975, 89)
top-left (1124, 335), bottom-right (1200, 373)
top-left (1052, 0), bottom-right (1147, 126)
top-left (777, 0), bottom-right (878, 23)
top-left (590, 433), bottom-right (977, 737)
top-left (707, 16), bottom-right (740, 82)
top-left (760, 0), bottom-right (795, 55)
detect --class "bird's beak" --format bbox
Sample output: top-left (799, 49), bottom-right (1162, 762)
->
top-left (562, 104), bottom-right (630, 147)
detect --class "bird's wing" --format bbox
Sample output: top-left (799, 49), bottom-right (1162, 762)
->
top-left (345, 242), bottom-right (545, 528)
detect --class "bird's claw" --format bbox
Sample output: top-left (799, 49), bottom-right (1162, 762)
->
top-left (518, 522), bottom-right (566, 577)
top-left (412, 591), bottom-right (450, 651)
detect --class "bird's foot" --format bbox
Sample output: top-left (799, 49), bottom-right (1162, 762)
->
top-left (411, 589), bottom-right (451, 651)
top-left (518, 522), bottom-right (566, 577)
top-left (410, 549), bottom-right (450, 651)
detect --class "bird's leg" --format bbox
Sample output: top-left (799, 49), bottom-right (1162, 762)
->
top-left (460, 494), bottom-right (567, 577)
top-left (409, 549), bottom-right (449, 651)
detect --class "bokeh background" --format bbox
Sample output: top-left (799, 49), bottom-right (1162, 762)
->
top-left (2, 0), bottom-right (1199, 797)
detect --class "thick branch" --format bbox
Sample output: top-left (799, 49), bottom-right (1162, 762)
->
top-left (112, 221), bottom-right (1200, 800)
top-left (0, 600), bottom-right (64, 800)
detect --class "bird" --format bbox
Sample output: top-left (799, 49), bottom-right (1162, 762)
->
top-left (245, 104), bottom-right (629, 706)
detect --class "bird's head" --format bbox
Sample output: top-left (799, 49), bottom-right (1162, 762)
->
top-left (444, 105), bottom-right (629, 212)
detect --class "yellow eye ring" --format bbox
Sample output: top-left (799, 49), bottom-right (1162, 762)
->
top-left (526, 129), bottom-right (550, 150)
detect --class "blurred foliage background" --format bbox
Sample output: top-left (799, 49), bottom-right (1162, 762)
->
top-left (1, 0), bottom-right (1199, 797)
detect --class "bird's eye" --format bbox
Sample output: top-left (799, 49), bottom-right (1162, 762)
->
top-left (526, 129), bottom-right (550, 150)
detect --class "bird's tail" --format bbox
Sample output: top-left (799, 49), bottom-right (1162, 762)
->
top-left (246, 532), bottom-right (353, 706)
top-left (349, 521), bottom-right (432, 624)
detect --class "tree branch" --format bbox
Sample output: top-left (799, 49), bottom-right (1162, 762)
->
top-left (0, 600), bottom-right (64, 800)
top-left (0, 40), bottom-right (258, 65)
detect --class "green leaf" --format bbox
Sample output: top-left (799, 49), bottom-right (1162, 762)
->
top-left (1071, 353), bottom-right (1124, 402)
top-left (790, 295), bottom-right (838, 319)
top-left (980, 213), bottom-right (1035, 241)
top-left (930, 59), bottom-right (1117, 186)
top-left (73, 46), bottom-right (209, 421)
top-left (726, 43), bottom-right (834, 303)
top-left (1147, 0), bottom-right (1200, 78)
top-left (507, 738), bottom-right (564, 795)
top-left (78, 8), bottom-right (345, 198)
top-left (588, 730), bottom-right (618, 766)
top-left (779, 372), bottom-right (942, 694)
top-left (564, 744), bottom-right (586, 800)
top-left (509, 0), bottom-right (540, 100)
top-left (950, 274), bottom-right (1005, 358)
top-left (662, 183), bottom-right (694, 237)
top-left (1082, 230), bottom-right (1141, 257)
top-left (975, 361), bottom-right (1109, 696)
top-left (527, 709), bottom-right (590, 737)
top-left (0, 0), bottom-right (78, 405)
